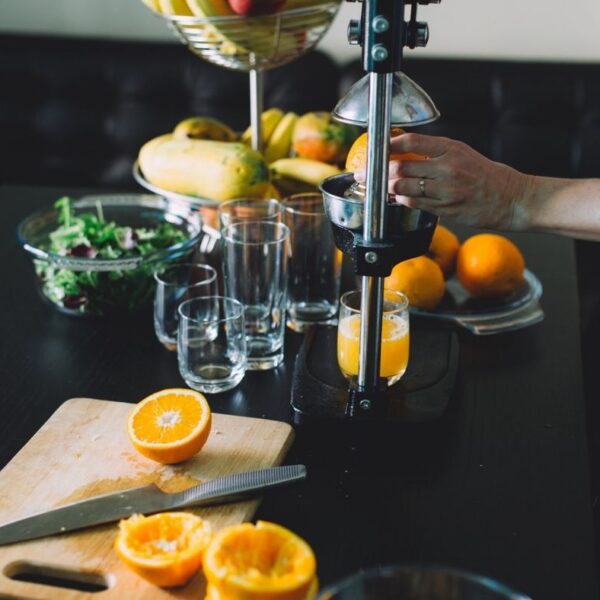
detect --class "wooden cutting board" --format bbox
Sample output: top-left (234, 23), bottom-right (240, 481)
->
top-left (0, 398), bottom-right (295, 599)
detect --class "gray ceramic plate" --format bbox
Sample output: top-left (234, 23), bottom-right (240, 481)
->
top-left (411, 269), bottom-right (544, 335)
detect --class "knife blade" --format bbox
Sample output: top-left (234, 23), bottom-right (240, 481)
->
top-left (0, 464), bottom-right (306, 546)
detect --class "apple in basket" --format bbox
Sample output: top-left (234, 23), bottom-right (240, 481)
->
top-left (227, 0), bottom-right (287, 16)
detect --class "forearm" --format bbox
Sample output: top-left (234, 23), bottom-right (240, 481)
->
top-left (516, 176), bottom-right (600, 240)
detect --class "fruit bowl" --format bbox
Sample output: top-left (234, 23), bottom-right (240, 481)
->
top-left (162, 1), bottom-right (341, 71)
top-left (17, 194), bottom-right (202, 317)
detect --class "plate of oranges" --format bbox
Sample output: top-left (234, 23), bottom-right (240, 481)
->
top-left (384, 225), bottom-right (544, 335)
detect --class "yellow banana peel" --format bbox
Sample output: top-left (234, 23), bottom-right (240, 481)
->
top-left (263, 112), bottom-right (298, 163)
top-left (242, 108), bottom-right (285, 146)
top-left (269, 157), bottom-right (341, 187)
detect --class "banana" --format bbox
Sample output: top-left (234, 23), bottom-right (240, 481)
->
top-left (269, 157), bottom-right (341, 187)
top-left (241, 108), bottom-right (285, 146)
top-left (159, 0), bottom-right (193, 14)
top-left (140, 0), bottom-right (161, 12)
top-left (263, 112), bottom-right (298, 163)
top-left (186, 0), bottom-right (235, 16)
top-left (173, 116), bottom-right (237, 142)
top-left (185, 0), bottom-right (242, 55)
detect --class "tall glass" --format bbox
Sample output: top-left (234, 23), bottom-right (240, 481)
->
top-left (282, 193), bottom-right (342, 332)
top-left (222, 221), bottom-right (289, 370)
top-left (153, 263), bottom-right (218, 351)
top-left (337, 289), bottom-right (410, 387)
top-left (218, 198), bottom-right (282, 229)
top-left (177, 296), bottom-right (247, 393)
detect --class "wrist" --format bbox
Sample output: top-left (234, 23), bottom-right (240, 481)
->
top-left (508, 172), bottom-right (539, 232)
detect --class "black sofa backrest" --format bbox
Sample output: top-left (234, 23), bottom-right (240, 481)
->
top-left (0, 34), bottom-right (341, 188)
top-left (343, 58), bottom-right (600, 179)
top-left (1, 33), bottom-right (600, 189)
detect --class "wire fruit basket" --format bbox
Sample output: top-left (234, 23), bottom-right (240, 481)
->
top-left (165, 3), bottom-right (340, 71)
top-left (150, 1), bottom-right (341, 150)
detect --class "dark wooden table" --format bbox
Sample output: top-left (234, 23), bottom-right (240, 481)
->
top-left (1, 184), bottom-right (597, 599)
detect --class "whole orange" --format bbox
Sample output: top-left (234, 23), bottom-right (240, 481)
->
top-left (345, 128), bottom-right (427, 171)
top-left (456, 233), bottom-right (525, 298)
top-left (385, 255), bottom-right (445, 310)
top-left (427, 224), bottom-right (460, 278)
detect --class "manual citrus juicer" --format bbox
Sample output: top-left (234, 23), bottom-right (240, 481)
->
top-left (291, 0), bottom-right (459, 423)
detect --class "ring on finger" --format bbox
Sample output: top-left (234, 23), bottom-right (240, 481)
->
top-left (418, 178), bottom-right (426, 197)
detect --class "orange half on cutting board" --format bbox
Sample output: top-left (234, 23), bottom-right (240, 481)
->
top-left (127, 388), bottom-right (212, 464)
top-left (115, 512), bottom-right (212, 587)
top-left (203, 520), bottom-right (318, 599)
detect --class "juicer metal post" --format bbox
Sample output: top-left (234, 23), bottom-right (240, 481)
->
top-left (330, 0), bottom-right (441, 418)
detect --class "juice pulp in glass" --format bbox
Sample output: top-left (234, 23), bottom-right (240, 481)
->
top-left (337, 313), bottom-right (409, 383)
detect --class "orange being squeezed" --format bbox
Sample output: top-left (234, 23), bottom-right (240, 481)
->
top-left (337, 313), bottom-right (410, 385)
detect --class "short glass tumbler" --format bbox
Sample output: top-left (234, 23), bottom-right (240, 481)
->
top-left (319, 565), bottom-right (532, 600)
top-left (222, 221), bottom-right (289, 370)
top-left (283, 192), bottom-right (341, 332)
top-left (154, 263), bottom-right (218, 351)
top-left (337, 289), bottom-right (410, 387)
top-left (218, 198), bottom-right (282, 229)
top-left (177, 296), bottom-right (247, 394)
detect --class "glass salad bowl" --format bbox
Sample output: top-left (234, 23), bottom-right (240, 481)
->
top-left (17, 194), bottom-right (202, 317)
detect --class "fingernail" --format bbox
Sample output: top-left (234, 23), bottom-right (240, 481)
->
top-left (354, 169), bottom-right (366, 182)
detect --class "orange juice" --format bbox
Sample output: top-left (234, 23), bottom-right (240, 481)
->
top-left (337, 313), bottom-right (410, 383)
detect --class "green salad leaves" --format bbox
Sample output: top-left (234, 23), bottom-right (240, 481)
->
top-left (36, 197), bottom-right (189, 315)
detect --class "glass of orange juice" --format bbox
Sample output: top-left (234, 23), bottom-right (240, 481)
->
top-left (337, 289), bottom-right (410, 387)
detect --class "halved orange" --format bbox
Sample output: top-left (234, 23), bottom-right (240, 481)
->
top-left (345, 128), bottom-right (427, 172)
top-left (203, 521), bottom-right (318, 599)
top-left (127, 388), bottom-right (212, 464)
top-left (114, 512), bottom-right (212, 587)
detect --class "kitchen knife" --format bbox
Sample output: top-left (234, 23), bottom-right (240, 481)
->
top-left (0, 464), bottom-right (306, 546)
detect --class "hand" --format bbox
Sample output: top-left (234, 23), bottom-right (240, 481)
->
top-left (355, 133), bottom-right (531, 231)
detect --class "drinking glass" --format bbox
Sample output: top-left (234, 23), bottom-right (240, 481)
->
top-left (218, 198), bottom-right (282, 229)
top-left (319, 565), bottom-right (532, 600)
top-left (153, 263), bottom-right (218, 351)
top-left (283, 193), bottom-right (342, 332)
top-left (222, 221), bottom-right (289, 370)
top-left (177, 296), bottom-right (247, 393)
top-left (337, 289), bottom-right (410, 387)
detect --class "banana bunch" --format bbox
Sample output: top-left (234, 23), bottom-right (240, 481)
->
top-left (142, 110), bottom-right (344, 199)
top-left (241, 108), bottom-right (299, 164)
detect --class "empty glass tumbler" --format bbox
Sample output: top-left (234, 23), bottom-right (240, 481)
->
top-left (153, 263), bottom-right (218, 351)
top-left (283, 192), bottom-right (341, 332)
top-left (218, 198), bottom-right (282, 229)
top-left (222, 221), bottom-right (289, 370)
top-left (177, 296), bottom-right (247, 394)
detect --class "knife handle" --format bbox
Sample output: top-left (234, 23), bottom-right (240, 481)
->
top-left (171, 465), bottom-right (307, 509)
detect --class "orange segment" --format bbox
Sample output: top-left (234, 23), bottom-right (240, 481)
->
top-left (203, 521), bottom-right (318, 600)
top-left (127, 388), bottom-right (212, 464)
top-left (114, 512), bottom-right (212, 587)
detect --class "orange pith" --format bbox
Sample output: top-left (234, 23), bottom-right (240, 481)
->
top-left (127, 388), bottom-right (212, 464)
top-left (203, 521), bottom-right (318, 599)
top-left (456, 233), bottom-right (526, 298)
top-left (114, 512), bottom-right (212, 587)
